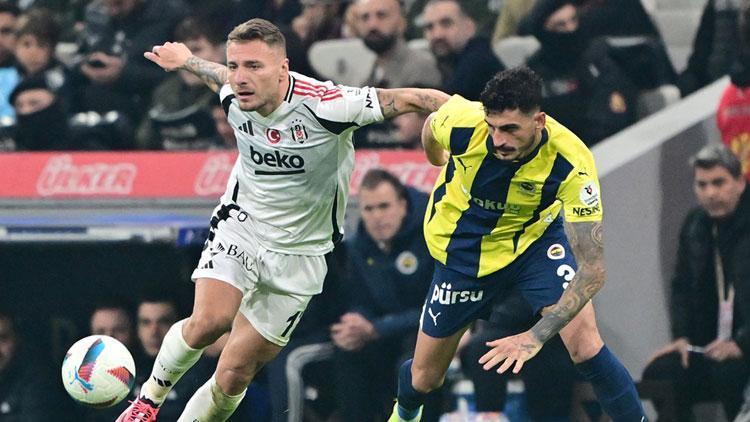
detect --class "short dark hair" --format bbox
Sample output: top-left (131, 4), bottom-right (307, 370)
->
top-left (690, 144), bottom-right (743, 179)
top-left (90, 297), bottom-right (134, 318)
top-left (0, 2), bottom-right (19, 17)
top-left (425, 0), bottom-right (473, 20)
top-left (227, 18), bottom-right (286, 52)
top-left (174, 16), bottom-right (224, 46)
top-left (360, 168), bottom-right (407, 201)
top-left (480, 66), bottom-right (543, 114)
top-left (16, 8), bottom-right (59, 47)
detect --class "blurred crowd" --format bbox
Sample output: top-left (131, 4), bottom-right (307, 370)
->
top-left (4, 0), bottom-right (750, 421)
top-left (0, 0), bottom-right (740, 153)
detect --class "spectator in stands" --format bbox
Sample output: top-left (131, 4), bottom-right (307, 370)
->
top-left (407, 0), bottom-right (499, 40)
top-left (90, 301), bottom-right (135, 350)
top-left (332, 169), bottom-right (434, 421)
top-left (576, 0), bottom-right (661, 38)
top-left (6, 74), bottom-right (70, 150)
top-left (84, 301), bottom-right (137, 421)
top-left (642, 144), bottom-right (750, 421)
top-left (291, 0), bottom-right (343, 49)
top-left (133, 293), bottom-right (198, 421)
top-left (492, 0), bottom-right (536, 42)
top-left (717, 0), bottom-right (750, 181)
top-left (358, 0), bottom-right (440, 89)
top-left (679, 0), bottom-right (741, 96)
top-left (0, 3), bottom-right (20, 121)
top-left (75, 0), bottom-right (188, 125)
top-left (460, 292), bottom-right (576, 420)
top-left (524, 0), bottom-right (637, 145)
top-left (353, 0), bottom-right (441, 149)
top-left (0, 306), bottom-right (72, 420)
top-left (14, 8), bottom-right (75, 110)
top-left (422, 0), bottom-right (504, 101)
top-left (136, 16), bottom-right (225, 150)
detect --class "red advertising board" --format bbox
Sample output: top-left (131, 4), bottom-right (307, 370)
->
top-left (0, 150), bottom-right (441, 199)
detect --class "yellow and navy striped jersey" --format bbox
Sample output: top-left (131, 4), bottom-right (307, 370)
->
top-left (424, 95), bottom-right (603, 278)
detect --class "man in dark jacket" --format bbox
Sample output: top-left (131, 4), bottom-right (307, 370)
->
top-left (524, 0), bottom-right (638, 146)
top-left (332, 168), bottom-right (433, 421)
top-left (0, 307), bottom-right (72, 420)
top-left (643, 144), bottom-right (750, 421)
top-left (422, 0), bottom-right (504, 100)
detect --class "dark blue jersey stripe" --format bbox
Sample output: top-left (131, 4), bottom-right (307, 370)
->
top-left (428, 159), bottom-right (455, 222)
top-left (511, 153), bottom-right (574, 252)
top-left (450, 127), bottom-right (474, 155)
top-left (445, 146), bottom-right (522, 276)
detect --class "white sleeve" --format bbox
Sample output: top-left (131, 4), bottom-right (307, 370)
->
top-left (312, 85), bottom-right (384, 129)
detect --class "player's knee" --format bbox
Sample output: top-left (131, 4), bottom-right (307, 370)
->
top-left (216, 362), bottom-right (260, 395)
top-left (567, 337), bottom-right (604, 363)
top-left (184, 313), bottom-right (232, 347)
top-left (411, 366), bottom-right (445, 393)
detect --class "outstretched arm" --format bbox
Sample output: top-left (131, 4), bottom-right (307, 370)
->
top-left (479, 221), bottom-right (606, 374)
top-left (375, 88), bottom-right (450, 119)
top-left (532, 221), bottom-right (606, 341)
top-left (144, 42), bottom-right (228, 93)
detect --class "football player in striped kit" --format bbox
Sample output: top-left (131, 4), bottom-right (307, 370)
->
top-left (116, 18), bottom-right (449, 422)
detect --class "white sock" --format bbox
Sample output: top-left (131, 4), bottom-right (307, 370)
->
top-left (177, 375), bottom-right (246, 422)
top-left (141, 319), bottom-right (205, 405)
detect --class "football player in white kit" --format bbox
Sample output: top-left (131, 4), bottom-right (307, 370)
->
top-left (116, 18), bottom-right (450, 422)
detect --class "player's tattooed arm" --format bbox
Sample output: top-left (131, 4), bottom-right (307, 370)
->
top-left (144, 42), bottom-right (227, 93)
top-left (375, 88), bottom-right (450, 119)
top-left (182, 56), bottom-right (228, 93)
top-left (530, 220), bottom-right (606, 343)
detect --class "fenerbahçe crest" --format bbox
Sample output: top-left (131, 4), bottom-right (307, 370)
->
top-left (396, 251), bottom-right (418, 275)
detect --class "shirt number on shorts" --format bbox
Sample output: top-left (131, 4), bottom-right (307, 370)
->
top-left (281, 311), bottom-right (301, 338)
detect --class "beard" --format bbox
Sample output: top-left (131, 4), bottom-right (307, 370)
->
top-left (363, 31), bottom-right (397, 54)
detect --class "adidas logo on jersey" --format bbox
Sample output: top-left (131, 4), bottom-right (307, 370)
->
top-left (238, 120), bottom-right (253, 135)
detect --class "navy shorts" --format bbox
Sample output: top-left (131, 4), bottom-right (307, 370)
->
top-left (420, 221), bottom-right (578, 338)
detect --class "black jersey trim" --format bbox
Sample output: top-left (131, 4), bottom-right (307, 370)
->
top-left (285, 75), bottom-right (295, 103)
top-left (331, 185), bottom-right (343, 245)
top-left (302, 104), bottom-right (359, 135)
top-left (221, 94), bottom-right (235, 116)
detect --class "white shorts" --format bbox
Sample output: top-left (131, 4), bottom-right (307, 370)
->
top-left (191, 204), bottom-right (328, 346)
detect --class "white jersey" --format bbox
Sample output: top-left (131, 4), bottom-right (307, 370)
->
top-left (216, 71), bottom-right (384, 255)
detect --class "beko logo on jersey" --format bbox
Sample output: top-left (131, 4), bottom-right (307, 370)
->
top-left (429, 283), bottom-right (484, 305)
top-left (249, 145), bottom-right (305, 175)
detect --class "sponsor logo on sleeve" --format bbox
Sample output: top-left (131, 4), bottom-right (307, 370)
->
top-left (572, 205), bottom-right (601, 216)
top-left (579, 181), bottom-right (600, 206)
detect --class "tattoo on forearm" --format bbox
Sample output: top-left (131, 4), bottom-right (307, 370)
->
top-left (378, 89), bottom-right (449, 118)
top-left (531, 221), bottom-right (605, 343)
top-left (381, 95), bottom-right (399, 117)
top-left (183, 56), bottom-right (228, 92)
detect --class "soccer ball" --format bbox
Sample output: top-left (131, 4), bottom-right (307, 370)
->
top-left (61, 335), bottom-right (136, 408)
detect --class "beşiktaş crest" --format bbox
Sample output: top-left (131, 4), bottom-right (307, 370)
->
top-left (289, 118), bottom-right (308, 143)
